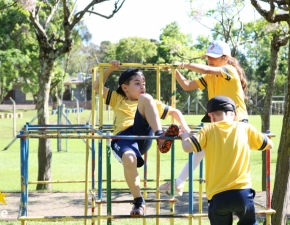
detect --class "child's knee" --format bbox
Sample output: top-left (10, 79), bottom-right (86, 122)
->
top-left (122, 151), bottom-right (137, 167)
top-left (138, 93), bottom-right (153, 104)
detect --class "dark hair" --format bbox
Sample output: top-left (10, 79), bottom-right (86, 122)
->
top-left (116, 68), bottom-right (144, 97)
top-left (227, 57), bottom-right (248, 99)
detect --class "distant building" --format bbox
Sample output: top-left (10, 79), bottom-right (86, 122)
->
top-left (1, 84), bottom-right (33, 104)
top-left (1, 73), bottom-right (92, 108)
top-left (63, 72), bottom-right (92, 101)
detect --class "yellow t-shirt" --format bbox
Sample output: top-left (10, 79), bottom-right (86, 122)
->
top-left (188, 121), bottom-right (270, 200)
top-left (105, 90), bottom-right (170, 135)
top-left (195, 64), bottom-right (248, 121)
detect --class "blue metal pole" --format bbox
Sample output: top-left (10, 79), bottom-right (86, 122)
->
top-left (188, 153), bottom-right (194, 214)
top-left (92, 137), bottom-right (95, 190)
top-left (170, 141), bottom-right (175, 196)
top-left (98, 136), bottom-right (103, 199)
top-left (106, 132), bottom-right (112, 225)
top-left (19, 125), bottom-right (29, 217)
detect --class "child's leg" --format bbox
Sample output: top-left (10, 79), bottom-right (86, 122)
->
top-left (112, 129), bottom-right (146, 216)
top-left (158, 150), bottom-right (204, 196)
top-left (122, 151), bottom-right (145, 216)
top-left (122, 151), bottom-right (142, 198)
top-left (137, 93), bottom-right (179, 153)
top-left (137, 93), bottom-right (162, 133)
top-left (176, 150), bottom-right (205, 187)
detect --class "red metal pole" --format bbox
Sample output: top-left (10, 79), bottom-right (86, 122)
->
top-left (266, 130), bottom-right (274, 209)
top-left (266, 148), bottom-right (271, 209)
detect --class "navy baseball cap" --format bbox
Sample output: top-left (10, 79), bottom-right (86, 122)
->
top-left (201, 96), bottom-right (236, 122)
top-left (116, 68), bottom-right (143, 94)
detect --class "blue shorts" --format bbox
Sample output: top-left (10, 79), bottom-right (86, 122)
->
top-left (111, 109), bottom-right (153, 168)
top-left (208, 188), bottom-right (257, 225)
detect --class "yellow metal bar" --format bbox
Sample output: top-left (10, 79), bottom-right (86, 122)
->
top-left (143, 188), bottom-right (147, 225)
top-left (99, 66), bottom-right (104, 128)
top-left (266, 213), bottom-right (272, 225)
top-left (171, 68), bottom-right (176, 123)
top-left (28, 178), bottom-right (199, 184)
top-left (170, 201), bottom-right (175, 225)
top-left (155, 66), bottom-right (161, 225)
top-left (28, 180), bottom-right (91, 184)
top-left (18, 213), bottom-right (209, 221)
top-left (256, 209), bottom-right (276, 214)
top-left (198, 180), bottom-right (203, 225)
top-left (92, 68), bottom-right (97, 128)
top-left (96, 66), bottom-right (104, 225)
top-left (85, 138), bottom-right (89, 225)
top-left (189, 214), bottom-right (193, 225)
top-left (98, 204), bottom-right (102, 225)
top-left (156, 67), bottom-right (161, 100)
top-left (96, 63), bottom-right (173, 68)
top-left (171, 68), bottom-right (177, 225)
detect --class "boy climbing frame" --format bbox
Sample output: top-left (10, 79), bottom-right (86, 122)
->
top-left (91, 63), bottom-right (179, 223)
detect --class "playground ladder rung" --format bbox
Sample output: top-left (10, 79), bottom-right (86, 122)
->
top-left (256, 209), bottom-right (276, 215)
top-left (18, 213), bottom-right (208, 220)
top-left (94, 198), bottom-right (178, 204)
top-left (98, 214), bottom-right (203, 219)
top-left (18, 209), bottom-right (275, 222)
top-left (97, 187), bottom-right (157, 192)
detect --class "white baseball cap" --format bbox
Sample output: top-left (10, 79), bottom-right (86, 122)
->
top-left (202, 40), bottom-right (231, 58)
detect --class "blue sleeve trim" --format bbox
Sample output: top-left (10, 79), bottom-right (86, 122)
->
top-left (161, 105), bottom-right (169, 119)
top-left (199, 77), bottom-right (207, 88)
top-left (105, 90), bottom-right (112, 105)
top-left (258, 134), bottom-right (268, 150)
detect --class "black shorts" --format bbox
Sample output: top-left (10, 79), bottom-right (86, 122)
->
top-left (208, 188), bottom-right (257, 225)
top-left (111, 109), bottom-right (153, 167)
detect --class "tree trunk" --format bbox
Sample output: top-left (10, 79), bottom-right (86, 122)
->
top-left (261, 34), bottom-right (280, 191)
top-left (26, 0), bottom-right (125, 191)
top-left (271, 38), bottom-right (290, 225)
top-left (36, 57), bottom-right (54, 190)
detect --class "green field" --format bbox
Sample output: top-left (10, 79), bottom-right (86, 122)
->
top-left (0, 108), bottom-right (283, 224)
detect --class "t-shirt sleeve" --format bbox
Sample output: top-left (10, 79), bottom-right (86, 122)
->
top-left (195, 75), bottom-right (208, 90)
top-left (187, 129), bottom-right (206, 153)
top-left (247, 124), bottom-right (271, 151)
top-left (105, 89), bottom-right (117, 108)
top-left (219, 65), bottom-right (235, 80)
top-left (155, 100), bottom-right (170, 120)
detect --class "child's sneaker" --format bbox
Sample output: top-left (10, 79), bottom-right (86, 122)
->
top-left (157, 180), bottom-right (184, 196)
top-left (157, 124), bottom-right (179, 153)
top-left (130, 198), bottom-right (145, 217)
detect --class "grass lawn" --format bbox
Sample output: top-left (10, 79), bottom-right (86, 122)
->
top-left (0, 108), bottom-right (283, 224)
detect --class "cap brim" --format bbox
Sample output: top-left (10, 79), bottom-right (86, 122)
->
top-left (201, 113), bottom-right (211, 123)
top-left (201, 53), bottom-right (223, 58)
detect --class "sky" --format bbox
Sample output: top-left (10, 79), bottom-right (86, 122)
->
top-left (77, 0), bottom-right (259, 46)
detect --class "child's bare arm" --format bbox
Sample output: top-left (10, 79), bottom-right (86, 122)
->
top-left (168, 108), bottom-right (191, 133)
top-left (173, 61), bottom-right (222, 75)
top-left (266, 138), bottom-right (273, 150)
top-left (92, 60), bottom-right (121, 99)
top-left (180, 132), bottom-right (194, 153)
top-left (175, 69), bottom-right (199, 91)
